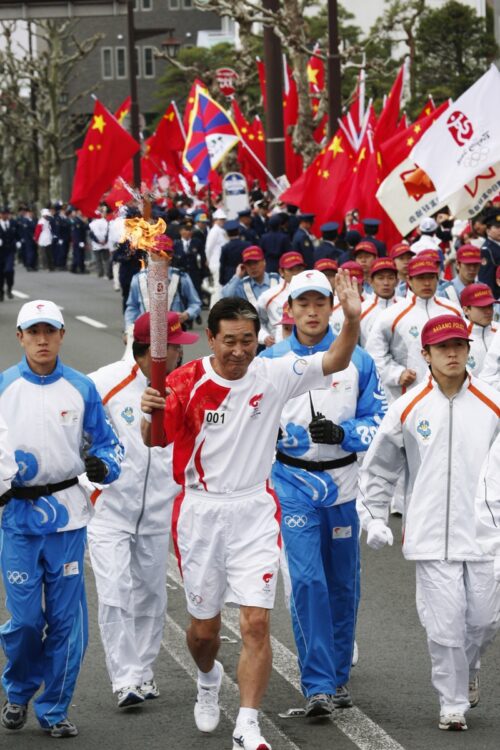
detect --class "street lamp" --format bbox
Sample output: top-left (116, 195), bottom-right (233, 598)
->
top-left (126, 1), bottom-right (181, 187)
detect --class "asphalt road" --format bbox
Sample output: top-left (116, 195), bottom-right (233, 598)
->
top-left (0, 266), bottom-right (499, 750)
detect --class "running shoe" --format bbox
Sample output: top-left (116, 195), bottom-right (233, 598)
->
top-left (304, 693), bottom-right (333, 717)
top-left (194, 660), bottom-right (224, 733)
top-left (232, 718), bottom-right (271, 749)
top-left (438, 713), bottom-right (467, 731)
top-left (141, 679), bottom-right (160, 700)
top-left (117, 686), bottom-right (145, 708)
top-left (331, 684), bottom-right (353, 708)
top-left (44, 719), bottom-right (79, 738)
top-left (1, 701), bottom-right (27, 731)
top-left (469, 674), bottom-right (480, 708)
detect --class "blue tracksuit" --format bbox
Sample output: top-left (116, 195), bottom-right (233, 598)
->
top-left (261, 329), bottom-right (387, 696)
top-left (0, 357), bottom-right (123, 727)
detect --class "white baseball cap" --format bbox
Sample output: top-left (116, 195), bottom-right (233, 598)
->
top-left (213, 208), bottom-right (227, 220)
top-left (17, 300), bottom-right (64, 330)
top-left (288, 270), bottom-right (332, 299)
top-left (419, 217), bottom-right (438, 233)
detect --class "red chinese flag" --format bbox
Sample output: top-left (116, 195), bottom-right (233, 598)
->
top-left (256, 57), bottom-right (267, 108)
top-left (373, 65), bottom-right (405, 147)
top-left (114, 96), bottom-right (131, 125)
top-left (70, 100), bottom-right (139, 217)
top-left (416, 96), bottom-right (436, 122)
top-left (231, 100), bottom-right (267, 189)
top-left (148, 102), bottom-right (185, 159)
top-left (283, 63), bottom-right (303, 183)
top-left (307, 45), bottom-right (324, 115)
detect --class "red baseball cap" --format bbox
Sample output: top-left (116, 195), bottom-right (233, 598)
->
top-left (456, 245), bottom-right (481, 264)
top-left (133, 312), bottom-right (199, 345)
top-left (460, 283), bottom-right (496, 307)
top-left (314, 258), bottom-right (338, 272)
top-left (340, 260), bottom-right (364, 283)
top-left (280, 251), bottom-right (305, 269)
top-left (418, 249), bottom-right (440, 264)
top-left (408, 256), bottom-right (439, 277)
top-left (354, 241), bottom-right (378, 256)
top-left (421, 315), bottom-right (471, 346)
top-left (242, 246), bottom-right (264, 262)
top-left (370, 258), bottom-right (397, 277)
top-left (390, 242), bottom-right (414, 259)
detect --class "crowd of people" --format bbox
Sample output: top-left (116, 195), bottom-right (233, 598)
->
top-left (0, 190), bottom-right (499, 747)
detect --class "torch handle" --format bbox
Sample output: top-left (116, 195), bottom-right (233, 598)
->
top-left (147, 254), bottom-right (169, 446)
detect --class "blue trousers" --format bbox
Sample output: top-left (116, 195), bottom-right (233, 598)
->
top-left (0, 527), bottom-right (88, 727)
top-left (272, 464), bottom-right (360, 697)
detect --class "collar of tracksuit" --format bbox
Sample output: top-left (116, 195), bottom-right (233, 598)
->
top-left (289, 326), bottom-right (334, 355)
top-left (19, 355), bottom-right (63, 385)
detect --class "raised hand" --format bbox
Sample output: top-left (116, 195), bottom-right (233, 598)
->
top-left (334, 269), bottom-right (361, 322)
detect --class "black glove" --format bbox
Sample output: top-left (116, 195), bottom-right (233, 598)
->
top-left (0, 490), bottom-right (12, 507)
top-left (84, 455), bottom-right (108, 483)
top-left (309, 415), bottom-right (345, 445)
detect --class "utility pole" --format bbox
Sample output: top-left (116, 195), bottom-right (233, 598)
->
top-left (327, 0), bottom-right (342, 139)
top-left (126, 0), bottom-right (141, 188)
top-left (262, 0), bottom-right (285, 178)
top-left (28, 20), bottom-right (40, 202)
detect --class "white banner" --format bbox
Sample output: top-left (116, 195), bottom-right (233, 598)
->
top-left (411, 65), bottom-right (500, 202)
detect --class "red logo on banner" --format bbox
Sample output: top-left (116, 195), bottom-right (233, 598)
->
top-left (215, 67), bottom-right (239, 98)
top-left (447, 111), bottom-right (474, 147)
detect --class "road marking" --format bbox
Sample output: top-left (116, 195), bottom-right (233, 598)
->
top-left (75, 315), bottom-right (107, 329)
top-left (162, 615), bottom-right (302, 750)
top-left (168, 554), bottom-right (406, 750)
top-left (12, 290), bottom-right (29, 299)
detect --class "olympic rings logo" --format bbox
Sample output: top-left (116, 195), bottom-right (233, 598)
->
top-left (284, 514), bottom-right (307, 529)
top-left (189, 592), bottom-right (203, 605)
top-left (7, 570), bottom-right (28, 584)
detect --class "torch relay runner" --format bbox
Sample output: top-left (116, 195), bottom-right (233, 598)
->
top-left (140, 268), bottom-right (361, 750)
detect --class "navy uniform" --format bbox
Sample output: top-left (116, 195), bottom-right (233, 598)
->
top-left (238, 209), bottom-right (259, 244)
top-left (51, 204), bottom-right (71, 270)
top-left (361, 218), bottom-right (386, 257)
top-left (285, 206), bottom-right (300, 239)
top-left (124, 267), bottom-right (201, 330)
top-left (260, 214), bottom-right (292, 273)
top-left (16, 207), bottom-right (37, 271)
top-left (314, 222), bottom-right (343, 263)
top-left (478, 208), bottom-right (500, 299)
top-left (191, 211), bottom-right (209, 254)
top-left (0, 208), bottom-right (17, 300)
top-left (219, 220), bottom-right (251, 285)
top-left (292, 213), bottom-right (316, 269)
top-left (251, 202), bottom-right (268, 239)
top-left (70, 210), bottom-right (88, 274)
top-left (173, 222), bottom-right (207, 299)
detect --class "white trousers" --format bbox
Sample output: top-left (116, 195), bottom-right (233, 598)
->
top-left (415, 560), bottom-right (500, 714)
top-left (87, 526), bottom-right (169, 692)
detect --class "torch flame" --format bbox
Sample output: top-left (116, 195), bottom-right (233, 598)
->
top-left (123, 217), bottom-right (173, 258)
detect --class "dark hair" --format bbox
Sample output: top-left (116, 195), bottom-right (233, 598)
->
top-left (207, 297), bottom-right (260, 337)
top-left (132, 341), bottom-right (150, 359)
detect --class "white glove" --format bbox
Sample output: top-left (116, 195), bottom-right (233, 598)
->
top-left (366, 518), bottom-right (393, 550)
top-left (16, 241), bottom-right (21, 249)
top-left (493, 557), bottom-right (500, 582)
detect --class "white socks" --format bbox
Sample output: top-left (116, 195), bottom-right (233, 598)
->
top-left (237, 707), bottom-right (258, 725)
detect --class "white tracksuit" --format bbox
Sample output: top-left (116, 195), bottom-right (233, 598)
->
top-left (87, 358), bottom-right (179, 692)
top-left (465, 322), bottom-right (498, 377)
top-left (358, 374), bottom-right (500, 715)
top-left (475, 432), bottom-right (500, 558)
top-left (205, 223), bottom-right (227, 304)
top-left (256, 279), bottom-right (288, 345)
top-left (365, 294), bottom-right (463, 402)
top-left (480, 327), bottom-right (500, 390)
top-left (359, 294), bottom-right (398, 348)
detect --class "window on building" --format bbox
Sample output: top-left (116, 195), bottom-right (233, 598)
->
top-left (183, 0), bottom-right (192, 8)
top-left (141, 0), bottom-right (153, 9)
top-left (143, 47), bottom-right (155, 78)
top-left (101, 47), bottom-right (113, 79)
top-left (115, 47), bottom-right (127, 79)
top-left (169, 0), bottom-right (180, 9)
top-left (134, 46), bottom-right (141, 78)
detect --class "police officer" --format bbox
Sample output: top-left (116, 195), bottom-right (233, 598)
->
top-left (251, 200), bottom-right (268, 239)
top-left (221, 246), bottom-right (280, 307)
top-left (237, 208), bottom-right (259, 243)
top-left (478, 207), bottom-right (500, 299)
top-left (15, 205), bottom-right (36, 270)
top-left (260, 213), bottom-right (292, 273)
top-left (191, 211), bottom-right (209, 254)
top-left (173, 219), bottom-right (206, 301)
top-left (292, 213), bottom-right (316, 268)
top-left (51, 202), bottom-right (71, 271)
top-left (314, 222), bottom-right (343, 263)
top-left (69, 207), bottom-right (88, 275)
top-left (0, 206), bottom-right (17, 300)
top-left (219, 220), bottom-right (251, 286)
top-left (361, 218), bottom-right (386, 257)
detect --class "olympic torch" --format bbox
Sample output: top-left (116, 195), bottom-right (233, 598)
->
top-left (123, 216), bottom-right (173, 446)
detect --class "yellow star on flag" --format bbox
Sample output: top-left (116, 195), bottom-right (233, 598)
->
top-left (357, 146), bottom-right (366, 164)
top-left (307, 64), bottom-right (319, 85)
top-left (328, 135), bottom-right (344, 158)
top-left (322, 170), bottom-right (330, 179)
top-left (414, 124), bottom-right (421, 134)
top-left (117, 110), bottom-right (128, 125)
top-left (407, 136), bottom-right (415, 147)
top-left (92, 114), bottom-right (106, 134)
top-left (164, 111), bottom-right (175, 121)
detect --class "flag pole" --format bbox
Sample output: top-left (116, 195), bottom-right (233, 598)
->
top-left (240, 140), bottom-right (282, 194)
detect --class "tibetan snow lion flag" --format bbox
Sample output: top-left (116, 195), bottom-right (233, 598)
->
top-left (182, 85), bottom-right (240, 183)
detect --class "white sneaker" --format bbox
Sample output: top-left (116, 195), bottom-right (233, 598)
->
top-left (232, 718), bottom-right (271, 750)
top-left (438, 713), bottom-right (467, 731)
top-left (194, 661), bottom-right (224, 733)
top-left (141, 678), bottom-right (160, 700)
top-left (117, 686), bottom-right (145, 708)
top-left (469, 674), bottom-right (480, 708)
top-left (351, 640), bottom-right (359, 667)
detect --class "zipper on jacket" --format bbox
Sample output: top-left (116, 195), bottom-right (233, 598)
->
top-left (444, 398), bottom-right (454, 560)
top-left (136, 447), bottom-right (151, 534)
